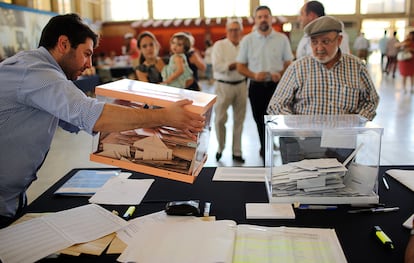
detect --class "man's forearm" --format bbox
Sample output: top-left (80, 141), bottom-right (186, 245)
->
top-left (93, 103), bottom-right (166, 132)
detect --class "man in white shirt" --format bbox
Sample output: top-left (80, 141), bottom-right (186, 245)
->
top-left (213, 19), bottom-right (246, 163)
top-left (296, 0), bottom-right (350, 59)
top-left (237, 5), bottom-right (293, 159)
top-left (378, 30), bottom-right (389, 72)
top-left (353, 32), bottom-right (371, 62)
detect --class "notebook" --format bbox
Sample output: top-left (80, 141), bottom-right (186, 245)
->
top-left (54, 169), bottom-right (121, 196)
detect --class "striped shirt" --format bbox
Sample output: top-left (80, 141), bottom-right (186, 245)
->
top-left (0, 47), bottom-right (104, 217)
top-left (267, 53), bottom-right (379, 120)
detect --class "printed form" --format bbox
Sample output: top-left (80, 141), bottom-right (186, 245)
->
top-left (0, 204), bottom-right (127, 263)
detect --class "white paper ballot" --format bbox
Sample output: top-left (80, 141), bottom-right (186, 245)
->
top-left (213, 167), bottom-right (266, 182)
top-left (89, 177), bottom-right (154, 205)
top-left (246, 203), bottom-right (295, 219)
top-left (321, 130), bottom-right (356, 149)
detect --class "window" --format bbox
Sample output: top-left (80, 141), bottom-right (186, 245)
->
top-left (153, 0), bottom-right (200, 19)
top-left (33, 0), bottom-right (51, 11)
top-left (360, 0), bottom-right (405, 14)
top-left (317, 0), bottom-right (356, 15)
top-left (57, 0), bottom-right (72, 14)
top-left (106, 0), bottom-right (148, 21)
top-left (259, 0), bottom-right (304, 16)
top-left (204, 0), bottom-right (249, 18)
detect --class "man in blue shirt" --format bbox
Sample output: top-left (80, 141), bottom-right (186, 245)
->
top-left (236, 5), bottom-right (294, 159)
top-left (0, 14), bottom-right (205, 227)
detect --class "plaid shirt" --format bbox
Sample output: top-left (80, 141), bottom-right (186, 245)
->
top-left (267, 53), bottom-right (379, 120)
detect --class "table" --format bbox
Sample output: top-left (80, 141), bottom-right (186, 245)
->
top-left (109, 66), bottom-right (134, 79)
top-left (24, 166), bottom-right (414, 263)
top-left (73, 75), bottom-right (100, 94)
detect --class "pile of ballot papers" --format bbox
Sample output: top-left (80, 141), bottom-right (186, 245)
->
top-left (271, 158), bottom-right (362, 197)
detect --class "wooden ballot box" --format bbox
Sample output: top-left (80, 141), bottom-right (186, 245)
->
top-left (90, 79), bottom-right (216, 183)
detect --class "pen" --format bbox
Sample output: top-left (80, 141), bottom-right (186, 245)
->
top-left (374, 226), bottom-right (394, 249)
top-left (203, 202), bottom-right (211, 217)
top-left (298, 205), bottom-right (338, 210)
top-left (382, 176), bottom-right (390, 190)
top-left (122, 206), bottom-right (136, 220)
top-left (348, 207), bottom-right (399, 214)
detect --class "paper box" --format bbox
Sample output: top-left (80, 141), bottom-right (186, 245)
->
top-left (264, 115), bottom-right (383, 204)
top-left (90, 79), bottom-right (216, 183)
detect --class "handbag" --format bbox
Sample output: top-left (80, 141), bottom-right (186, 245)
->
top-left (397, 50), bottom-right (413, 61)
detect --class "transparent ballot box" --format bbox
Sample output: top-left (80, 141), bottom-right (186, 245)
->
top-left (264, 115), bottom-right (383, 204)
top-left (90, 79), bottom-right (216, 183)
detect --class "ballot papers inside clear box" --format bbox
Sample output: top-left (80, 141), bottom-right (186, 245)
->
top-left (264, 115), bottom-right (383, 204)
top-left (90, 79), bottom-right (216, 184)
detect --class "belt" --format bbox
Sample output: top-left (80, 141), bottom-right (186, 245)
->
top-left (217, 79), bottom-right (245, 85)
top-left (249, 80), bottom-right (277, 86)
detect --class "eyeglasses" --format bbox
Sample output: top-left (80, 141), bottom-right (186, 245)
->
top-left (310, 35), bottom-right (339, 46)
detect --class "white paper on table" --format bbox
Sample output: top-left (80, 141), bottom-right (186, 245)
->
top-left (89, 177), bottom-right (154, 205)
top-left (403, 213), bottom-right (414, 229)
top-left (233, 225), bottom-right (347, 263)
top-left (117, 220), bottom-right (237, 263)
top-left (0, 204), bottom-right (127, 263)
top-left (212, 167), bottom-right (266, 182)
top-left (386, 169), bottom-right (414, 192)
top-left (246, 203), bottom-right (295, 219)
top-left (116, 210), bottom-right (203, 245)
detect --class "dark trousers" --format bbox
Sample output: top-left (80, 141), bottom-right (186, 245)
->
top-left (248, 80), bottom-right (278, 156)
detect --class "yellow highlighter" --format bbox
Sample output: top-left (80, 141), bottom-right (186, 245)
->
top-left (122, 206), bottom-right (136, 220)
top-left (374, 225), bottom-right (394, 249)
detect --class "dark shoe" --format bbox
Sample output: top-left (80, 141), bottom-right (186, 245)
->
top-left (216, 152), bottom-right (222, 161)
top-left (259, 148), bottom-right (265, 158)
top-left (232, 155), bottom-right (245, 163)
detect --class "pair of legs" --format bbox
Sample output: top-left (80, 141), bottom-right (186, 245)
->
top-left (214, 81), bottom-right (247, 161)
top-left (385, 56), bottom-right (397, 77)
top-left (402, 75), bottom-right (414, 93)
top-left (248, 81), bottom-right (277, 159)
top-left (381, 53), bottom-right (387, 72)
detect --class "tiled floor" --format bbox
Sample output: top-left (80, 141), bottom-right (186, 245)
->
top-left (28, 52), bottom-right (414, 203)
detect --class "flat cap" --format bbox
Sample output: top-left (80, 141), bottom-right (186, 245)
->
top-left (304, 16), bottom-right (342, 37)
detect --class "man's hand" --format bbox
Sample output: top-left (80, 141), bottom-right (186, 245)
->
top-left (254, 72), bottom-right (271, 82)
top-left (163, 99), bottom-right (206, 138)
top-left (271, 72), bottom-right (282, 83)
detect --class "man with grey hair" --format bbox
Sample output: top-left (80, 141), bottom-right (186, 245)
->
top-left (267, 16), bottom-right (378, 164)
top-left (296, 0), bottom-right (350, 58)
top-left (267, 16), bottom-right (379, 120)
top-left (213, 19), bottom-right (246, 163)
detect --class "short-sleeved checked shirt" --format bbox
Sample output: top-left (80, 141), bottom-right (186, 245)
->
top-left (267, 53), bottom-right (379, 121)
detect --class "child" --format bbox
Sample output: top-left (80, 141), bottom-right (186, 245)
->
top-left (161, 32), bottom-right (194, 89)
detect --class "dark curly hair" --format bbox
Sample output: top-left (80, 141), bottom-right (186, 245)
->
top-left (38, 13), bottom-right (99, 50)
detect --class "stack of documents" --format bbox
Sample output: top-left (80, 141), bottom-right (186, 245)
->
top-left (271, 158), bottom-right (352, 197)
top-left (0, 204), bottom-right (127, 263)
top-left (115, 212), bottom-right (347, 263)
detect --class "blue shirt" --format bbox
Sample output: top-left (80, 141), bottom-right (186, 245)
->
top-left (0, 47), bottom-right (104, 217)
top-left (236, 30), bottom-right (293, 74)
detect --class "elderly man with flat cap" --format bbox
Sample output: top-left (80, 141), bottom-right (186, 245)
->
top-left (267, 16), bottom-right (379, 121)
